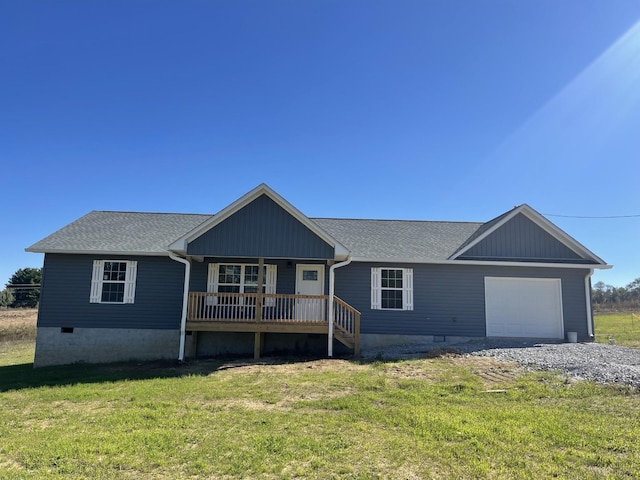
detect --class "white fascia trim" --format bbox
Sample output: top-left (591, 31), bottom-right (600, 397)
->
top-left (167, 183), bottom-right (350, 258)
top-left (350, 257), bottom-right (612, 269)
top-left (517, 205), bottom-right (608, 264)
top-left (168, 240), bottom-right (187, 254)
top-left (25, 248), bottom-right (171, 256)
top-left (450, 204), bottom-right (607, 265)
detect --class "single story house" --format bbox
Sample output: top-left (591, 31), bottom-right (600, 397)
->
top-left (27, 184), bottom-right (610, 367)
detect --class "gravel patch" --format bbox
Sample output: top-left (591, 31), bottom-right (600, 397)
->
top-left (362, 339), bottom-right (640, 389)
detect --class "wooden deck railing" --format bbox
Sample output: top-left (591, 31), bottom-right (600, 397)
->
top-left (333, 295), bottom-right (360, 354)
top-left (187, 292), bottom-right (329, 323)
top-left (187, 292), bottom-right (360, 355)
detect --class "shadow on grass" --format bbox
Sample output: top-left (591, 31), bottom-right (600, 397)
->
top-left (0, 339), bottom-right (571, 392)
top-left (356, 338), bottom-right (568, 363)
top-left (0, 354), bottom-right (348, 393)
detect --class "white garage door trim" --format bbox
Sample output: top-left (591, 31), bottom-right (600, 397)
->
top-left (485, 277), bottom-right (564, 339)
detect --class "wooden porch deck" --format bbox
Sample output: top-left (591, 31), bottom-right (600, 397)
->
top-left (185, 292), bottom-right (360, 357)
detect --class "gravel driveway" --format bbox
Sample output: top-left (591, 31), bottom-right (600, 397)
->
top-left (363, 340), bottom-right (640, 389)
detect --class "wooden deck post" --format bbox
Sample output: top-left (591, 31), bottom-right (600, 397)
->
top-left (254, 332), bottom-right (263, 359)
top-left (190, 331), bottom-right (198, 358)
top-left (256, 258), bottom-right (264, 323)
top-left (254, 258), bottom-right (264, 359)
top-left (354, 311), bottom-right (360, 357)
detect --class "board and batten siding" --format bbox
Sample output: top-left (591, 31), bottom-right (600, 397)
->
top-left (38, 254), bottom-right (185, 329)
top-left (187, 194), bottom-right (335, 259)
top-left (460, 213), bottom-right (584, 261)
top-left (334, 263), bottom-right (590, 339)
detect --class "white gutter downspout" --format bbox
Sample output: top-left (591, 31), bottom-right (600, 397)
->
top-left (169, 253), bottom-right (191, 361)
top-left (328, 257), bottom-right (352, 357)
top-left (585, 269), bottom-right (595, 338)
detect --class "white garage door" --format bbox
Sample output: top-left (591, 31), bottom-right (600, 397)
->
top-left (485, 277), bottom-right (564, 338)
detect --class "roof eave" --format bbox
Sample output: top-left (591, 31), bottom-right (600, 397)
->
top-left (25, 248), bottom-right (171, 256)
top-left (349, 256), bottom-right (611, 269)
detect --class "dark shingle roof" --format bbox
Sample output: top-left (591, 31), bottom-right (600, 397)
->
top-left (27, 210), bottom-right (485, 261)
top-left (311, 218), bottom-right (483, 262)
top-left (27, 211), bottom-right (212, 254)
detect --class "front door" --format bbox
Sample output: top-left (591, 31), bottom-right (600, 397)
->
top-left (295, 264), bottom-right (325, 320)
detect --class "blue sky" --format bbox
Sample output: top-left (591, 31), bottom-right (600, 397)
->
top-left (2, 1), bottom-right (639, 288)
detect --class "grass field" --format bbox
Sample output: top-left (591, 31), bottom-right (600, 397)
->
top-left (1, 309), bottom-right (640, 478)
top-left (594, 311), bottom-right (640, 348)
top-left (0, 309), bottom-right (37, 366)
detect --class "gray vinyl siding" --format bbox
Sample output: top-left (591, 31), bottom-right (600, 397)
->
top-left (460, 213), bottom-right (584, 261)
top-left (37, 254), bottom-right (185, 329)
top-left (189, 258), bottom-right (327, 295)
top-left (335, 263), bottom-right (590, 339)
top-left (187, 195), bottom-right (334, 259)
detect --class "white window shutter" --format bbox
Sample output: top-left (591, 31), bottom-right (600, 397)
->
top-left (403, 268), bottom-right (413, 311)
top-left (123, 261), bottom-right (138, 304)
top-left (207, 264), bottom-right (219, 306)
top-left (371, 267), bottom-right (381, 310)
top-left (90, 260), bottom-right (104, 303)
top-left (265, 264), bottom-right (277, 307)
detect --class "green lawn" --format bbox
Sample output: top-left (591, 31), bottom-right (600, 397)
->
top-left (594, 312), bottom-right (640, 348)
top-left (0, 342), bottom-right (35, 367)
top-left (0, 341), bottom-right (639, 479)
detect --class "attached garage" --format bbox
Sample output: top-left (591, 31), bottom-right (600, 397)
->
top-left (485, 277), bottom-right (564, 339)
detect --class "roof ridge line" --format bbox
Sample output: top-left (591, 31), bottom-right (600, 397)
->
top-left (90, 210), bottom-right (214, 216)
top-left (311, 217), bottom-right (484, 224)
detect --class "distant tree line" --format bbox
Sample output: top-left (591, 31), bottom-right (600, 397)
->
top-left (0, 267), bottom-right (42, 308)
top-left (592, 278), bottom-right (640, 311)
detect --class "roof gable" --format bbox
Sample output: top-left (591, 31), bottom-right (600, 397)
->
top-left (451, 205), bottom-right (606, 265)
top-left (170, 184), bottom-right (349, 259)
top-left (187, 194), bottom-right (335, 259)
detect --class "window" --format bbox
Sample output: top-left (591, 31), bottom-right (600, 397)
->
top-left (207, 263), bottom-right (277, 305)
top-left (371, 267), bottom-right (413, 310)
top-left (302, 270), bottom-right (318, 281)
top-left (90, 260), bottom-right (137, 304)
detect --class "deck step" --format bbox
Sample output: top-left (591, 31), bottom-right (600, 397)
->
top-left (334, 331), bottom-right (355, 349)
